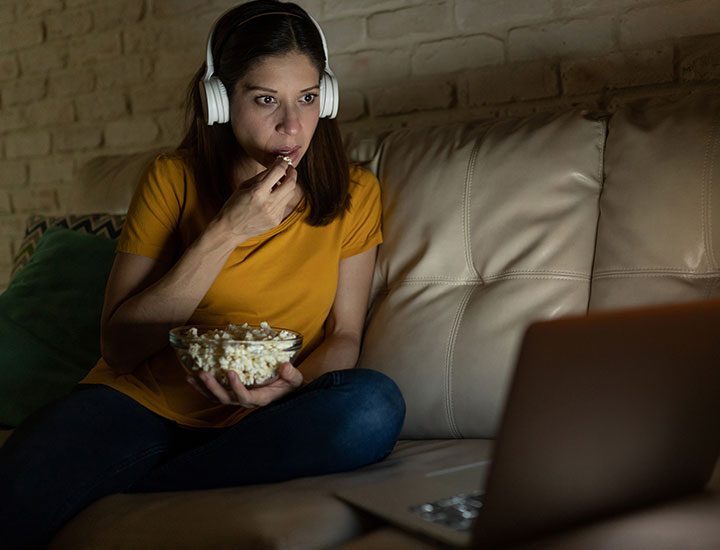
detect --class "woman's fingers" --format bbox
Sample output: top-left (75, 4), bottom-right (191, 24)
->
top-left (189, 364), bottom-right (303, 408)
top-left (277, 362), bottom-right (304, 388)
top-left (258, 157), bottom-right (295, 195)
top-left (194, 372), bottom-right (239, 405)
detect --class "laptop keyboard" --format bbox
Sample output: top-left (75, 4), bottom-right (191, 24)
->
top-left (409, 490), bottom-right (484, 532)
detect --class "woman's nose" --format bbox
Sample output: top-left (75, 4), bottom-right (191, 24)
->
top-left (276, 107), bottom-right (301, 136)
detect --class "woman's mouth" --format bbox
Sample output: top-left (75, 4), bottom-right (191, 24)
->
top-left (272, 146), bottom-right (301, 166)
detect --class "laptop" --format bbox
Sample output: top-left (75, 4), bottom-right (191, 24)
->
top-left (337, 299), bottom-right (720, 548)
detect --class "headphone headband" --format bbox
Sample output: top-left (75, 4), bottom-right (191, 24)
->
top-left (200, 8), bottom-right (339, 122)
top-left (203, 12), bottom-right (305, 81)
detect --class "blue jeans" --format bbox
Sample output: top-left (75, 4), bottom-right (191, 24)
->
top-left (0, 368), bottom-right (405, 549)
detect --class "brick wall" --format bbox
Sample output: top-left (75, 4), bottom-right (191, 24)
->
top-left (2, 0), bottom-right (720, 288)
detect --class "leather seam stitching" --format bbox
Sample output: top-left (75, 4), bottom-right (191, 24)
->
top-left (444, 285), bottom-right (475, 439)
top-left (464, 141), bottom-right (483, 281)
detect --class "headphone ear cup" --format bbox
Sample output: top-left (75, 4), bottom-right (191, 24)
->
top-left (200, 76), bottom-right (230, 125)
top-left (318, 70), bottom-right (339, 119)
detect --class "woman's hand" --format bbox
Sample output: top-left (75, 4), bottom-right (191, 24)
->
top-left (188, 362), bottom-right (304, 408)
top-left (216, 157), bottom-right (298, 245)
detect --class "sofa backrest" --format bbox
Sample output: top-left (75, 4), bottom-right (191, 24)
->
top-left (352, 110), bottom-right (606, 439)
top-left (590, 93), bottom-right (720, 310)
top-left (352, 92), bottom-right (720, 439)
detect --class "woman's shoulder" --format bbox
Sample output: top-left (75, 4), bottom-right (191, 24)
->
top-left (146, 149), bottom-right (192, 176)
top-left (348, 164), bottom-right (380, 192)
top-left (344, 164), bottom-right (381, 217)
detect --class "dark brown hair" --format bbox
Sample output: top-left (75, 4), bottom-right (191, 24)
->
top-left (178, 0), bottom-right (350, 226)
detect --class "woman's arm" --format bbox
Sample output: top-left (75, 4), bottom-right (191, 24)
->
top-left (100, 219), bottom-right (240, 374)
top-left (101, 159), bottom-right (298, 374)
top-left (193, 245), bottom-right (379, 406)
top-left (299, 245), bottom-right (378, 380)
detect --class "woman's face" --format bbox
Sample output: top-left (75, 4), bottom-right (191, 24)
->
top-left (230, 51), bottom-right (321, 177)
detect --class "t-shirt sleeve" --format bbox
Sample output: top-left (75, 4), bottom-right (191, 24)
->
top-left (340, 166), bottom-right (383, 259)
top-left (116, 154), bottom-right (186, 264)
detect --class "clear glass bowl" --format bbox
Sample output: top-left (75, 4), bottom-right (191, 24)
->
top-left (169, 324), bottom-right (303, 386)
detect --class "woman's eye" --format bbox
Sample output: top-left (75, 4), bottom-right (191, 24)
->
top-left (256, 96), bottom-right (276, 105)
top-left (301, 94), bottom-right (317, 104)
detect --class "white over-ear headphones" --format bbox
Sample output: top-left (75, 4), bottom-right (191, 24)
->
top-left (200, 10), bottom-right (339, 125)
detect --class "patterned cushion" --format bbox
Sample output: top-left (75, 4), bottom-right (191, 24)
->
top-left (11, 214), bottom-right (125, 277)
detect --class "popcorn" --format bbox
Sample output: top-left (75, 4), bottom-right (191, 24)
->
top-left (277, 154), bottom-right (293, 166)
top-left (180, 322), bottom-right (300, 386)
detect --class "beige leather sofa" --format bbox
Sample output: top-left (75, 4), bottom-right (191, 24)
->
top-left (3, 91), bottom-right (719, 548)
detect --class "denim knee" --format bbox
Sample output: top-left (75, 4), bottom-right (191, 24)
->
top-left (332, 368), bottom-right (406, 459)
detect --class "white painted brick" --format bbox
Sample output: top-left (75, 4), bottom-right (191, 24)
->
top-left (412, 35), bottom-right (504, 75)
top-left (509, 16), bottom-right (615, 61)
top-left (333, 49), bottom-right (410, 88)
top-left (53, 124), bottom-right (103, 153)
top-left (25, 98), bottom-right (76, 126)
top-left (0, 217), bottom-right (28, 267)
top-left (68, 30), bottom-right (122, 66)
top-left (10, 187), bottom-right (59, 214)
top-left (0, 160), bottom-right (28, 187)
top-left (559, 0), bottom-right (658, 17)
top-left (456, 0), bottom-right (554, 33)
top-left (105, 119), bottom-right (160, 148)
top-left (16, 0), bottom-right (62, 19)
top-left (620, 0), bottom-right (720, 47)
top-left (294, 0), bottom-right (325, 18)
top-left (324, 0), bottom-right (421, 18)
top-left (0, 191), bottom-right (11, 214)
top-left (65, 0), bottom-right (96, 7)
top-left (17, 43), bottom-right (67, 75)
top-left (152, 0), bottom-right (208, 16)
top-left (29, 157), bottom-right (75, 185)
top-left (75, 91), bottom-right (128, 122)
top-left (679, 35), bottom-right (720, 81)
top-left (368, 3), bottom-right (451, 40)
top-left (323, 17), bottom-right (365, 53)
top-left (0, 108), bottom-right (30, 134)
top-left (154, 51), bottom-right (202, 81)
top-left (0, 215), bottom-right (28, 240)
top-left (337, 89), bottom-right (366, 122)
top-left (561, 45), bottom-right (674, 95)
top-left (5, 130), bottom-right (51, 159)
top-left (131, 79), bottom-right (188, 114)
top-left (48, 67), bottom-right (96, 97)
top-left (370, 78), bottom-right (454, 116)
top-left (93, 0), bottom-right (145, 31)
top-left (123, 15), bottom-right (215, 56)
top-left (45, 10), bottom-right (92, 40)
top-left (0, 4), bottom-right (15, 25)
top-left (464, 60), bottom-right (559, 106)
top-left (2, 76), bottom-right (47, 106)
top-left (0, 53), bottom-right (19, 81)
top-left (94, 55), bottom-right (152, 89)
top-left (122, 24), bottom-right (160, 55)
top-left (0, 21), bottom-right (44, 53)
top-left (156, 109), bottom-right (186, 145)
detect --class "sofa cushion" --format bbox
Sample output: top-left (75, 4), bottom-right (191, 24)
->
top-left (357, 110), bottom-right (606, 439)
top-left (49, 439), bottom-right (491, 549)
top-left (592, 92), bottom-right (720, 310)
top-left (0, 227), bottom-right (117, 427)
top-left (11, 213), bottom-right (125, 277)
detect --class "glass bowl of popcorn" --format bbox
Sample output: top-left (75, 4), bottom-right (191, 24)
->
top-left (169, 322), bottom-right (303, 387)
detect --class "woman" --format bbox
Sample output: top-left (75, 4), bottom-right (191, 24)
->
top-left (0, 1), bottom-right (405, 546)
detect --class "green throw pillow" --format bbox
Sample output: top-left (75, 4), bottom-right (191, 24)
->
top-left (0, 227), bottom-right (117, 427)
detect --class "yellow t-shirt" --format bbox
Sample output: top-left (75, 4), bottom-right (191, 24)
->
top-left (81, 152), bottom-right (383, 428)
